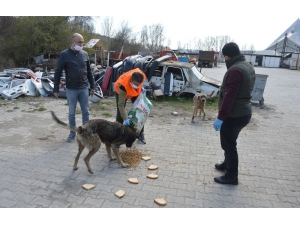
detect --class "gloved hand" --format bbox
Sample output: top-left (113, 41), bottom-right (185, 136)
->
top-left (123, 119), bottom-right (131, 126)
top-left (213, 118), bottom-right (223, 131)
top-left (142, 87), bottom-right (146, 94)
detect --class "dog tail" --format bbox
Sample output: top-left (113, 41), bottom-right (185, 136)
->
top-left (208, 90), bottom-right (215, 98)
top-left (50, 111), bottom-right (77, 132)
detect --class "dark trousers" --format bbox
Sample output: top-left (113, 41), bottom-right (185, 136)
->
top-left (115, 93), bottom-right (144, 134)
top-left (220, 114), bottom-right (251, 178)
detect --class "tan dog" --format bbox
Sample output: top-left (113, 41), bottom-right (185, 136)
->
top-left (51, 111), bottom-right (138, 174)
top-left (191, 91), bottom-right (214, 123)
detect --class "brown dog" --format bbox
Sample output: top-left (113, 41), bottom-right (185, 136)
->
top-left (191, 91), bottom-right (214, 123)
top-left (51, 111), bottom-right (138, 174)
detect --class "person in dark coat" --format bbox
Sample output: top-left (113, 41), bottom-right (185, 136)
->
top-left (54, 33), bottom-right (95, 142)
top-left (213, 42), bottom-right (256, 185)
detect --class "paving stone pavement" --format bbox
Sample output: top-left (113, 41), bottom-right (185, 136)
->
top-left (0, 64), bottom-right (299, 208)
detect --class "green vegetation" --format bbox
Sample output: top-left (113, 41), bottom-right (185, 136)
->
top-left (103, 101), bottom-right (113, 106)
top-left (150, 94), bottom-right (219, 111)
top-left (102, 112), bottom-right (112, 117)
top-left (76, 108), bottom-right (81, 114)
top-left (25, 106), bottom-right (47, 113)
top-left (36, 107), bottom-right (46, 111)
top-left (90, 104), bottom-right (106, 111)
top-left (0, 16), bottom-right (95, 70)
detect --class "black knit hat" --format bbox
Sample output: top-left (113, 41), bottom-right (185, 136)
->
top-left (222, 42), bottom-right (241, 58)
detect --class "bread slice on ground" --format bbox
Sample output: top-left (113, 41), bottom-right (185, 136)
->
top-left (142, 156), bottom-right (151, 161)
top-left (115, 190), bottom-right (125, 198)
top-left (82, 184), bottom-right (96, 190)
top-left (128, 178), bottom-right (139, 184)
top-left (154, 198), bottom-right (167, 206)
top-left (148, 164), bottom-right (158, 170)
top-left (147, 173), bottom-right (158, 179)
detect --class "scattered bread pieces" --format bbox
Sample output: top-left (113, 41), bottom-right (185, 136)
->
top-left (147, 173), bottom-right (158, 179)
top-left (148, 164), bottom-right (158, 170)
top-left (154, 198), bottom-right (167, 206)
top-left (203, 181), bottom-right (208, 184)
top-left (128, 178), bottom-right (139, 184)
top-left (115, 190), bottom-right (125, 198)
top-left (142, 156), bottom-right (151, 161)
top-left (82, 184), bottom-right (96, 190)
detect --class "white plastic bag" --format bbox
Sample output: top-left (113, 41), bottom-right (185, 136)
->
top-left (127, 93), bottom-right (153, 135)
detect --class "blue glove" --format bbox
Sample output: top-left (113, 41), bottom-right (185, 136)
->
top-left (213, 118), bottom-right (223, 131)
top-left (123, 119), bottom-right (131, 126)
top-left (142, 87), bottom-right (146, 94)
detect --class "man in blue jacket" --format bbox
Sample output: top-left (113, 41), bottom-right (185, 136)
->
top-left (213, 42), bottom-right (255, 185)
top-left (54, 33), bottom-right (95, 142)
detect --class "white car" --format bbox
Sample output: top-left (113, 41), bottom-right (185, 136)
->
top-left (143, 57), bottom-right (221, 97)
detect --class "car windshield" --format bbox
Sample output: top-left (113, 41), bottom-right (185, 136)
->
top-left (190, 66), bottom-right (204, 80)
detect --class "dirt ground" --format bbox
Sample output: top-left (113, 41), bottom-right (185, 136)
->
top-left (0, 95), bottom-right (218, 152)
top-left (0, 92), bottom-right (268, 156)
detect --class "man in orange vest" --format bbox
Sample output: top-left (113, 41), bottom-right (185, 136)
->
top-left (114, 68), bottom-right (147, 144)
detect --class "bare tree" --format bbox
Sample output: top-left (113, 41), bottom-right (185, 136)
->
top-left (214, 36), bottom-right (219, 52)
top-left (249, 44), bottom-right (255, 53)
top-left (249, 44), bottom-right (255, 64)
top-left (140, 25), bottom-right (148, 50)
top-left (241, 44), bottom-right (247, 51)
top-left (101, 17), bottom-right (114, 38)
top-left (148, 24), bottom-right (165, 52)
top-left (219, 35), bottom-right (234, 53)
top-left (166, 38), bottom-right (171, 49)
top-left (177, 40), bottom-right (182, 50)
top-left (68, 16), bottom-right (95, 33)
top-left (203, 37), bottom-right (210, 50)
top-left (196, 38), bottom-right (203, 50)
top-left (111, 20), bottom-right (133, 52)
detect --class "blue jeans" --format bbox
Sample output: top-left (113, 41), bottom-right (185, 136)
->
top-left (66, 88), bottom-right (90, 136)
top-left (220, 114), bottom-right (251, 178)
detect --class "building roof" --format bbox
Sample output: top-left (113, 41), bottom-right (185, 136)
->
top-left (253, 50), bottom-right (281, 56)
top-left (267, 18), bottom-right (300, 48)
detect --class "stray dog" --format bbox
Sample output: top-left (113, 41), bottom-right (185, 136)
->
top-left (51, 111), bottom-right (138, 174)
top-left (191, 91), bottom-right (214, 123)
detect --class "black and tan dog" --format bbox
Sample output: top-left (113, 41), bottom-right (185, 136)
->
top-left (51, 111), bottom-right (138, 174)
top-left (191, 91), bottom-right (214, 123)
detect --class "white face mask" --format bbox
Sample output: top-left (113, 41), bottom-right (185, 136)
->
top-left (130, 82), bottom-right (139, 89)
top-left (74, 42), bottom-right (83, 51)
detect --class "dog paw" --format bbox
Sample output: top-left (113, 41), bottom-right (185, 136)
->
top-left (73, 167), bottom-right (79, 170)
top-left (121, 163), bottom-right (129, 168)
top-left (191, 121), bottom-right (195, 123)
top-left (88, 169), bottom-right (94, 174)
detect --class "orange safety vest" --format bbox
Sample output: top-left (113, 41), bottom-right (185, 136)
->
top-left (114, 68), bottom-right (146, 99)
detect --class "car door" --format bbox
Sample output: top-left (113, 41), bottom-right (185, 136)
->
top-left (163, 66), bottom-right (185, 93)
top-left (147, 65), bottom-right (163, 87)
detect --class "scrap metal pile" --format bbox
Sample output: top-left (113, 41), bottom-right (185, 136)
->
top-left (0, 68), bottom-right (104, 102)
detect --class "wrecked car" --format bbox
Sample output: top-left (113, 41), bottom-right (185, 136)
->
top-left (111, 55), bottom-right (221, 97)
top-left (143, 56), bottom-right (221, 97)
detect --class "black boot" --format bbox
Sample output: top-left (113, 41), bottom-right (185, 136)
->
top-left (214, 173), bottom-right (238, 185)
top-left (215, 162), bottom-right (227, 171)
